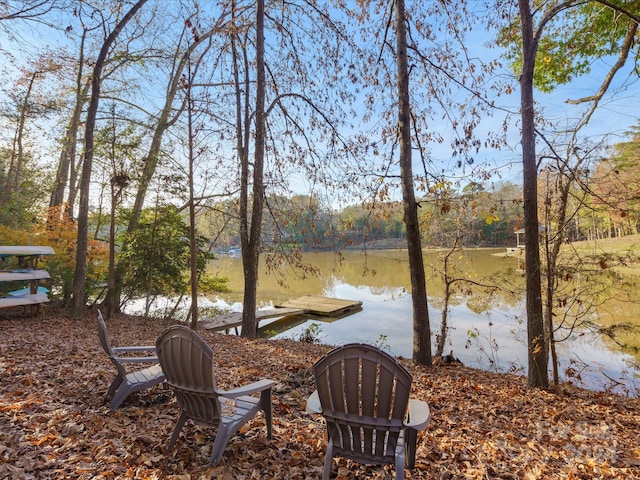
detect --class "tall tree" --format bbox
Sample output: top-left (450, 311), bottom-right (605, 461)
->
top-left (504, 0), bottom-right (640, 388)
top-left (50, 28), bottom-right (90, 215)
top-left (71, 0), bottom-right (148, 319)
top-left (184, 27), bottom-right (199, 330)
top-left (2, 56), bottom-right (61, 205)
top-left (517, 0), bottom-right (548, 388)
top-left (90, 105), bottom-right (142, 317)
top-left (240, 0), bottom-right (266, 339)
top-left (349, 1), bottom-right (504, 364)
top-left (2, 69), bottom-right (40, 219)
top-left (395, 0), bottom-right (432, 365)
top-left (220, 1), bottom-right (353, 337)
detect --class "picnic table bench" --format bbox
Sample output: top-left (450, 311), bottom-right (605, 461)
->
top-left (0, 246), bottom-right (54, 313)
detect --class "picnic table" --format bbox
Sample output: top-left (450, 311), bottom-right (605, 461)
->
top-left (0, 246), bottom-right (54, 313)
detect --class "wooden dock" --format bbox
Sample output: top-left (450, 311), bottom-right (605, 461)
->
top-left (275, 295), bottom-right (362, 317)
top-left (200, 307), bottom-right (306, 332)
top-left (200, 295), bottom-right (362, 333)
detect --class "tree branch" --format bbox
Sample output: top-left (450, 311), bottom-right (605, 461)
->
top-left (566, 21), bottom-right (637, 105)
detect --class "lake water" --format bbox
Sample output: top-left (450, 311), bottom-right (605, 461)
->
top-left (127, 248), bottom-right (640, 395)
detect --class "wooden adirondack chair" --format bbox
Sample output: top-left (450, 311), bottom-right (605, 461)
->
top-left (306, 343), bottom-right (431, 480)
top-left (155, 325), bottom-right (276, 465)
top-left (97, 310), bottom-right (165, 410)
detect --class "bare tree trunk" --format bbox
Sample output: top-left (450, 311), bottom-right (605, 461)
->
top-left (436, 241), bottom-right (458, 358)
top-left (186, 56), bottom-right (199, 330)
top-left (71, 0), bottom-right (148, 319)
top-left (50, 29), bottom-right (89, 213)
top-left (543, 204), bottom-right (560, 386)
top-left (240, 0), bottom-right (265, 339)
top-left (518, 0), bottom-right (548, 388)
top-left (395, 0), bottom-right (432, 366)
top-left (107, 178), bottom-right (126, 318)
top-left (66, 151), bottom-right (83, 220)
top-left (2, 70), bottom-right (39, 219)
top-left (12, 73), bottom-right (36, 205)
top-left (114, 26), bottom-right (218, 312)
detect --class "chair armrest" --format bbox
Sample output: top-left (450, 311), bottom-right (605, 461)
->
top-left (305, 390), bottom-right (321, 414)
top-left (217, 378), bottom-right (276, 398)
top-left (116, 356), bottom-right (159, 363)
top-left (112, 346), bottom-right (156, 353)
top-left (404, 398), bottom-right (430, 431)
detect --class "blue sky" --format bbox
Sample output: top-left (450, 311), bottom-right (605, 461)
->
top-left (1, 2), bottom-right (639, 205)
top-left (430, 15), bottom-right (640, 189)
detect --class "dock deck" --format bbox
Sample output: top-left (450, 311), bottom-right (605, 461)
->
top-left (275, 295), bottom-right (362, 316)
top-left (200, 295), bottom-right (362, 333)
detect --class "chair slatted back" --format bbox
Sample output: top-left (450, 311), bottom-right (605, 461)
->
top-left (156, 325), bottom-right (222, 425)
top-left (97, 310), bottom-right (127, 378)
top-left (313, 343), bottom-right (413, 464)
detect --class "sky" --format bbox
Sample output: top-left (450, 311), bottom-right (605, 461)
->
top-left (474, 56), bottom-right (640, 187)
top-left (431, 16), bottom-right (640, 189)
top-left (1, 1), bottom-right (640, 205)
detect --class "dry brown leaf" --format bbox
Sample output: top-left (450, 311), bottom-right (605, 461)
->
top-left (0, 307), bottom-right (639, 479)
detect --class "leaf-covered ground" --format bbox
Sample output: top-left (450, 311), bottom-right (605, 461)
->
top-left (1, 308), bottom-right (639, 479)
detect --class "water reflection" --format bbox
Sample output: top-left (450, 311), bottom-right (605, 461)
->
top-left (205, 249), bottom-right (640, 395)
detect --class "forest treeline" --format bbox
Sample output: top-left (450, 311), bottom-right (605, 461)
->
top-left (3, 132), bottom-right (640, 255)
top-left (200, 143), bottom-right (640, 252)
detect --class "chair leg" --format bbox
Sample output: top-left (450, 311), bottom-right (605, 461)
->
top-left (404, 427), bottom-right (417, 468)
top-left (109, 383), bottom-right (131, 410)
top-left (396, 436), bottom-right (407, 480)
top-left (107, 374), bottom-right (124, 398)
top-left (167, 412), bottom-right (188, 453)
top-left (261, 389), bottom-right (273, 439)
top-left (395, 453), bottom-right (405, 480)
top-left (209, 422), bottom-right (232, 465)
top-left (322, 438), bottom-right (334, 480)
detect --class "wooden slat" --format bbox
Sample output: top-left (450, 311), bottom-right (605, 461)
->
top-left (0, 292), bottom-right (49, 308)
top-left (0, 269), bottom-right (51, 281)
top-left (0, 246), bottom-right (55, 256)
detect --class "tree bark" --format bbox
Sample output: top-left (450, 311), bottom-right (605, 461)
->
top-left (240, 0), bottom-right (265, 339)
top-left (518, 0), bottom-right (548, 388)
top-left (396, 0), bottom-right (432, 366)
top-left (186, 57), bottom-right (199, 330)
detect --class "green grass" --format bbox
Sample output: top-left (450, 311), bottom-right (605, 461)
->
top-left (565, 233), bottom-right (640, 276)
top-left (569, 233), bottom-right (640, 254)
